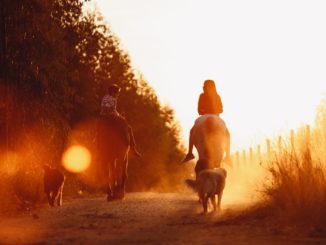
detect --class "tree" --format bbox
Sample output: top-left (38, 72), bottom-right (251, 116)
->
top-left (0, 0), bottom-right (188, 205)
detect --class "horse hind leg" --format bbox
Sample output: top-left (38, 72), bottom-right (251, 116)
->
top-left (121, 156), bottom-right (129, 198)
top-left (106, 159), bottom-right (116, 202)
top-left (106, 177), bottom-right (115, 202)
top-left (114, 154), bottom-right (129, 200)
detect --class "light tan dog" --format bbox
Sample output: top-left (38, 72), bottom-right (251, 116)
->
top-left (186, 167), bottom-right (227, 213)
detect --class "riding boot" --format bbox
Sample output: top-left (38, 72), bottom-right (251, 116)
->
top-left (182, 152), bottom-right (195, 163)
top-left (182, 127), bottom-right (195, 162)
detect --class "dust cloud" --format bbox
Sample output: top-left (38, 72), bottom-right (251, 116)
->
top-left (222, 161), bottom-right (269, 206)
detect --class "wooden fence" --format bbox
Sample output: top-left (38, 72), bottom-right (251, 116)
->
top-left (230, 124), bottom-right (312, 166)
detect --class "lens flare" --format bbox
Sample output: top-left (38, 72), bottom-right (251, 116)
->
top-left (62, 145), bottom-right (91, 173)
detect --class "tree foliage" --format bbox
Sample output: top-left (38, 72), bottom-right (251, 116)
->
top-left (0, 0), bottom-right (188, 204)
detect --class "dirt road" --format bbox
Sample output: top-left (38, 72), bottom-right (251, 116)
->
top-left (0, 192), bottom-right (325, 245)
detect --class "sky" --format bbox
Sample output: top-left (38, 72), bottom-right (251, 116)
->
top-left (87, 0), bottom-right (326, 152)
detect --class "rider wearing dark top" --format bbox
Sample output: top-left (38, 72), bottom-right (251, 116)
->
top-left (183, 79), bottom-right (231, 163)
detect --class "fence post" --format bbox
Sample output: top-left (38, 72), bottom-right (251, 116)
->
top-left (257, 144), bottom-right (261, 164)
top-left (266, 138), bottom-right (271, 159)
top-left (249, 147), bottom-right (253, 162)
top-left (242, 149), bottom-right (246, 163)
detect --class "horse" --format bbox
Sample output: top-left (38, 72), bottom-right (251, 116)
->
top-left (191, 114), bottom-right (229, 169)
top-left (96, 117), bottom-right (130, 201)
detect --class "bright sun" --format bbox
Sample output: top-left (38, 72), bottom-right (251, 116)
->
top-left (62, 145), bottom-right (91, 173)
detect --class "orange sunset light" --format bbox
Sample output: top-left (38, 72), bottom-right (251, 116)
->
top-left (62, 145), bottom-right (91, 173)
top-left (88, 0), bottom-right (326, 151)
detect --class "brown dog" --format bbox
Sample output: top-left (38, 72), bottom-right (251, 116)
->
top-left (43, 165), bottom-right (65, 207)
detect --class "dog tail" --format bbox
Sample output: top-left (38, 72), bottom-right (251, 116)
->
top-left (185, 179), bottom-right (198, 192)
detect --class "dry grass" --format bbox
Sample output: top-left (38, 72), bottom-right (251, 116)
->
top-left (262, 122), bottom-right (326, 230)
top-left (265, 149), bottom-right (326, 225)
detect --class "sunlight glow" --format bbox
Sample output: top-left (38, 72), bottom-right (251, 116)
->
top-left (0, 151), bottom-right (19, 176)
top-left (90, 0), bottom-right (326, 151)
top-left (62, 145), bottom-right (91, 173)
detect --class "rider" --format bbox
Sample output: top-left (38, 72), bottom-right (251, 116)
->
top-left (100, 84), bottom-right (141, 157)
top-left (182, 79), bottom-right (231, 163)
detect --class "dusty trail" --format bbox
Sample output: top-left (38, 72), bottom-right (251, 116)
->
top-left (0, 192), bottom-right (325, 245)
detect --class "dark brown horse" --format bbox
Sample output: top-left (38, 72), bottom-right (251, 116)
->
top-left (96, 117), bottom-right (130, 201)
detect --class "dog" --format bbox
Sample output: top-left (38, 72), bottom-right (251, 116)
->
top-left (186, 167), bottom-right (227, 213)
top-left (43, 165), bottom-right (65, 207)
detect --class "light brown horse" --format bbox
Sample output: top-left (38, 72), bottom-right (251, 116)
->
top-left (96, 117), bottom-right (130, 201)
top-left (191, 114), bottom-right (229, 169)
